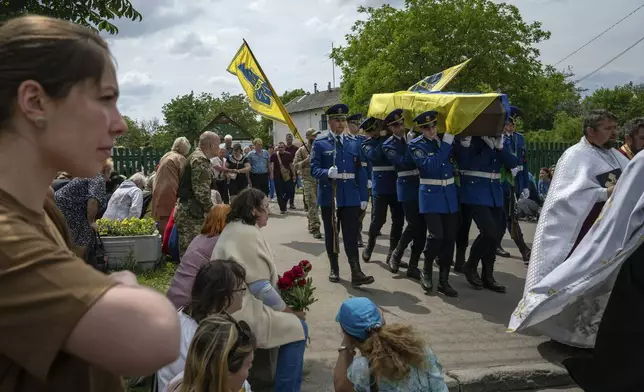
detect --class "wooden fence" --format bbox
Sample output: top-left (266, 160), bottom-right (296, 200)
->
top-left (112, 142), bottom-right (574, 178)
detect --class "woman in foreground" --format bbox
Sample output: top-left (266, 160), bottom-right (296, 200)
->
top-left (0, 15), bottom-right (180, 392)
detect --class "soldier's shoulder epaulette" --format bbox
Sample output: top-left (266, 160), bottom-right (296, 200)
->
top-left (345, 134), bottom-right (357, 140)
top-left (315, 131), bottom-right (331, 141)
top-left (410, 135), bottom-right (424, 144)
top-left (383, 135), bottom-right (395, 145)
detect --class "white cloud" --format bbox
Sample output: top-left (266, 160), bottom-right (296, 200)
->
top-left (107, 0), bottom-right (644, 122)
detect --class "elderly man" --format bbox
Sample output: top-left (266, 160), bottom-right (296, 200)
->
top-left (247, 138), bottom-right (271, 196)
top-left (618, 117), bottom-right (644, 160)
top-left (521, 109), bottom-right (629, 308)
top-left (223, 134), bottom-right (233, 158)
top-left (174, 131), bottom-right (220, 257)
top-left (102, 172), bottom-right (147, 220)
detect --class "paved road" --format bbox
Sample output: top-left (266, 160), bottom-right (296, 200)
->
top-left (263, 196), bottom-right (578, 390)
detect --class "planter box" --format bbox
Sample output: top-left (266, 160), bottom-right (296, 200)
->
top-left (102, 234), bottom-right (161, 271)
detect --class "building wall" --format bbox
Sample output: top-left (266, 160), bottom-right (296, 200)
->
top-left (272, 109), bottom-right (327, 146)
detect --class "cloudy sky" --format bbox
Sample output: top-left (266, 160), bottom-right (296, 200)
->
top-left (106, 0), bottom-right (644, 122)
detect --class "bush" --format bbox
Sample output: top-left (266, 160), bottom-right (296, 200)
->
top-left (98, 217), bottom-right (158, 236)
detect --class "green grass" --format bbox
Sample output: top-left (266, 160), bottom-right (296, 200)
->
top-left (137, 261), bottom-right (177, 293)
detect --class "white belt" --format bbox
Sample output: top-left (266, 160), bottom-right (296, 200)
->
top-left (398, 169), bottom-right (419, 177)
top-left (516, 166), bottom-right (523, 171)
top-left (361, 162), bottom-right (368, 167)
top-left (461, 170), bottom-right (501, 180)
top-left (372, 166), bottom-right (395, 172)
top-left (336, 173), bottom-right (356, 180)
top-left (420, 178), bottom-right (455, 186)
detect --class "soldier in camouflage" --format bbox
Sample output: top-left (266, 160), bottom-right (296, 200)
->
top-left (174, 131), bottom-right (221, 257)
top-left (294, 128), bottom-right (322, 239)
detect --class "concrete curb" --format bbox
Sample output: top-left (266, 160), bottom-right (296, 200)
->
top-left (446, 363), bottom-right (574, 392)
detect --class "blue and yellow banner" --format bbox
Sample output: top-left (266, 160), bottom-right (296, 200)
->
top-left (408, 59), bottom-right (471, 93)
top-left (227, 40), bottom-right (304, 144)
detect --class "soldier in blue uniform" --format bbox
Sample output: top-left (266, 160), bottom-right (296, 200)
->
top-left (408, 111), bottom-right (459, 297)
top-left (499, 106), bottom-right (531, 262)
top-left (382, 109), bottom-right (426, 279)
top-left (359, 117), bottom-right (405, 265)
top-left (457, 133), bottom-right (519, 293)
top-left (311, 104), bottom-right (375, 287)
top-left (348, 113), bottom-right (368, 248)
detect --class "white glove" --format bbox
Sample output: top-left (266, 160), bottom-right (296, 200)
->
top-left (460, 136), bottom-right (472, 148)
top-left (360, 201), bottom-right (368, 210)
top-left (442, 133), bottom-right (455, 145)
top-left (494, 136), bottom-right (504, 150)
top-left (510, 167), bottom-right (520, 177)
top-left (367, 179), bottom-right (372, 189)
top-left (481, 136), bottom-right (495, 149)
top-left (522, 188), bottom-right (530, 199)
top-left (327, 166), bottom-right (339, 179)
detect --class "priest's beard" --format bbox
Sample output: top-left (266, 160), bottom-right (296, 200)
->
top-left (602, 140), bottom-right (616, 149)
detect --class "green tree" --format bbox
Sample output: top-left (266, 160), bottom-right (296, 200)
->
top-left (256, 89), bottom-right (310, 144)
top-left (116, 116), bottom-right (150, 148)
top-left (524, 112), bottom-right (583, 143)
top-left (331, 0), bottom-right (579, 130)
top-left (0, 0), bottom-right (142, 34)
top-left (582, 82), bottom-right (644, 124)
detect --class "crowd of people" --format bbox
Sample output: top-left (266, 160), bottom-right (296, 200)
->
top-left (2, 13), bottom-right (644, 392)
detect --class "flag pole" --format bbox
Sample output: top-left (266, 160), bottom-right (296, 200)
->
top-left (242, 39), bottom-right (306, 149)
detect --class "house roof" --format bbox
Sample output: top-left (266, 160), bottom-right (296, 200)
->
top-left (284, 87), bottom-right (342, 114)
top-left (202, 112), bottom-right (254, 140)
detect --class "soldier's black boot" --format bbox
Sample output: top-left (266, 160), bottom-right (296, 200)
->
top-left (463, 255), bottom-right (483, 290)
top-left (406, 253), bottom-right (421, 280)
top-left (358, 235), bottom-right (364, 248)
top-left (328, 254), bottom-right (340, 283)
top-left (420, 257), bottom-right (433, 293)
top-left (454, 247), bottom-right (466, 273)
top-left (361, 235), bottom-right (377, 263)
top-left (437, 266), bottom-right (458, 297)
top-left (481, 259), bottom-right (506, 293)
top-left (496, 245), bottom-right (511, 258)
top-left (349, 259), bottom-right (375, 287)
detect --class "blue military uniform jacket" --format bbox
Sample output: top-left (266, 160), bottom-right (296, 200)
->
top-left (502, 132), bottom-right (529, 196)
top-left (456, 136), bottom-right (518, 208)
top-left (310, 131), bottom-right (368, 208)
top-left (361, 137), bottom-right (396, 196)
top-left (382, 135), bottom-right (419, 203)
top-left (408, 135), bottom-right (459, 214)
top-left (355, 134), bottom-right (373, 186)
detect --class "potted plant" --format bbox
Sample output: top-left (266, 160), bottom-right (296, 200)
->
top-left (97, 217), bottom-right (161, 271)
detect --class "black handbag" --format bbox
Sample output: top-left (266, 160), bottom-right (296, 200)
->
top-left (85, 232), bottom-right (108, 272)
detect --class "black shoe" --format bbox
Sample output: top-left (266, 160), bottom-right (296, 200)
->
top-left (328, 254), bottom-right (340, 283)
top-left (521, 248), bottom-right (531, 263)
top-left (349, 259), bottom-right (375, 287)
top-left (421, 269), bottom-right (433, 293)
top-left (454, 247), bottom-right (466, 273)
top-left (463, 258), bottom-right (483, 290)
top-left (362, 236), bottom-right (377, 263)
top-left (496, 246), bottom-right (511, 258)
top-left (406, 267), bottom-right (421, 280)
top-left (388, 250), bottom-right (401, 273)
top-left (358, 236), bottom-right (364, 248)
top-left (289, 204), bottom-right (296, 210)
top-left (313, 232), bottom-right (322, 239)
top-left (437, 267), bottom-right (458, 297)
top-left (482, 261), bottom-right (506, 293)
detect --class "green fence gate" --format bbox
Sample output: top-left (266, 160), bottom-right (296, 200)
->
top-left (112, 148), bottom-right (166, 177)
top-left (525, 142), bottom-right (573, 177)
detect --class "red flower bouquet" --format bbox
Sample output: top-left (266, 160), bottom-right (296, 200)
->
top-left (278, 260), bottom-right (317, 311)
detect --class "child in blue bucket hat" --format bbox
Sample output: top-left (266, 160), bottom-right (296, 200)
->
top-left (333, 297), bottom-right (449, 392)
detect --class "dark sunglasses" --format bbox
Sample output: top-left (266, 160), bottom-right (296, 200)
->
top-left (222, 312), bottom-right (252, 362)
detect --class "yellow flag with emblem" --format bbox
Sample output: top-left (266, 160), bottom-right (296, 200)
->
top-left (227, 40), bottom-right (304, 144)
top-left (408, 59), bottom-right (471, 93)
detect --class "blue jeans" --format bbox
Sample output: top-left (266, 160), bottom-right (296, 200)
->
top-left (275, 320), bottom-right (308, 392)
top-left (269, 179), bottom-right (275, 199)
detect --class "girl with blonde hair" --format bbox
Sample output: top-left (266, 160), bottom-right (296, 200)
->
top-left (166, 314), bottom-right (256, 392)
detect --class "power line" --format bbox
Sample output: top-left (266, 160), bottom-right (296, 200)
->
top-left (555, 3), bottom-right (644, 66)
top-left (576, 33), bottom-right (644, 83)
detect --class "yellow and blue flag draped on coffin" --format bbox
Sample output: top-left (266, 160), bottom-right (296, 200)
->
top-left (367, 91), bottom-right (508, 136)
top-left (227, 40), bottom-right (304, 144)
top-left (408, 59), bottom-right (472, 93)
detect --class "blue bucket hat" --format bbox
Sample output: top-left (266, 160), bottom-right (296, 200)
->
top-left (335, 297), bottom-right (383, 341)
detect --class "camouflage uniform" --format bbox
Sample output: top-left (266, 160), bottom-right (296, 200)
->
top-left (174, 148), bottom-right (214, 257)
top-left (294, 143), bottom-right (321, 235)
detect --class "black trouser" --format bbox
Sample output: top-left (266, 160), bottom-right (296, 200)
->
top-left (250, 173), bottom-right (270, 197)
top-left (468, 205), bottom-right (505, 265)
top-left (423, 212), bottom-right (460, 271)
top-left (321, 205), bottom-right (360, 261)
top-left (215, 179), bottom-right (229, 204)
top-left (368, 193), bottom-right (404, 250)
top-left (503, 187), bottom-right (530, 253)
top-left (289, 179), bottom-right (296, 207)
top-left (275, 177), bottom-right (293, 212)
top-left (397, 200), bottom-right (426, 257)
top-left (456, 204), bottom-right (473, 250)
